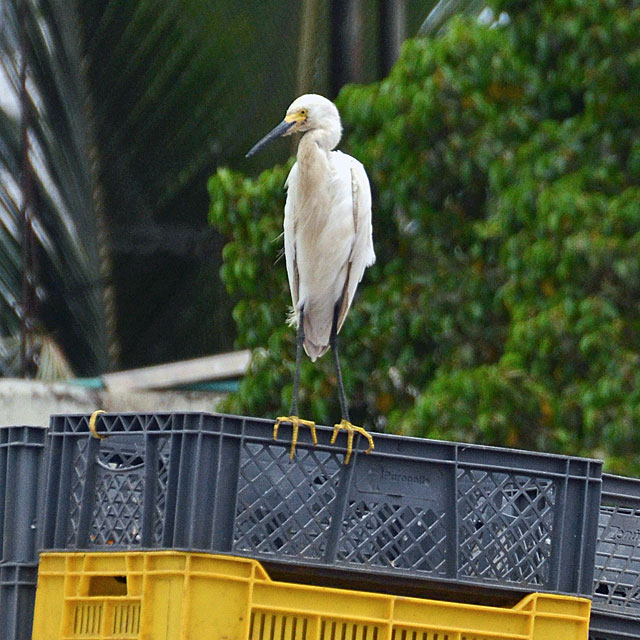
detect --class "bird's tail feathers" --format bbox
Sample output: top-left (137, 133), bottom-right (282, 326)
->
top-left (289, 300), bottom-right (332, 361)
top-left (304, 341), bottom-right (328, 362)
top-left (287, 306), bottom-right (328, 360)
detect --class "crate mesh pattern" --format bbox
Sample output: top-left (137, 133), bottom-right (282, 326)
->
top-left (235, 443), bottom-right (340, 559)
top-left (339, 500), bottom-right (448, 574)
top-left (457, 471), bottom-right (555, 584)
top-left (594, 505), bottom-right (640, 612)
top-left (41, 412), bottom-right (601, 600)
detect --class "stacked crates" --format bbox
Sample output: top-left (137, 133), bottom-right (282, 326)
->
top-left (38, 413), bottom-right (602, 598)
top-left (0, 425), bottom-right (47, 640)
top-left (25, 412), bottom-right (602, 639)
top-left (7, 411), bottom-right (640, 638)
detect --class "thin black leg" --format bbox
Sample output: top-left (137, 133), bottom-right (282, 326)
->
top-left (273, 306), bottom-right (317, 457)
top-left (328, 305), bottom-right (374, 463)
top-left (290, 307), bottom-right (305, 416)
top-left (330, 305), bottom-right (350, 422)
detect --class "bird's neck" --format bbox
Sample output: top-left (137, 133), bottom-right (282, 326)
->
top-left (298, 124), bottom-right (341, 156)
top-left (294, 130), bottom-right (337, 231)
top-left (296, 133), bottom-right (327, 180)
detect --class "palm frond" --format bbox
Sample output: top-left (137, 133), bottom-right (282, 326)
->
top-left (72, 0), bottom-right (301, 367)
top-left (0, 0), bottom-right (110, 377)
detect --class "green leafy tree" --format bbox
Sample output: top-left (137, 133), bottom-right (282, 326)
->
top-left (209, 0), bottom-right (640, 474)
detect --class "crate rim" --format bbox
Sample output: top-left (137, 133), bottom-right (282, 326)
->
top-left (589, 608), bottom-right (640, 640)
top-left (36, 549), bottom-right (592, 607)
top-left (33, 546), bottom-right (596, 603)
top-left (601, 472), bottom-right (640, 501)
top-left (49, 410), bottom-right (604, 465)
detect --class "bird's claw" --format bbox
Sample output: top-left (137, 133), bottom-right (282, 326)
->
top-left (330, 419), bottom-right (375, 465)
top-left (274, 415), bottom-right (318, 459)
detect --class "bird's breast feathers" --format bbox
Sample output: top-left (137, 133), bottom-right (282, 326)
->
top-left (283, 149), bottom-right (374, 332)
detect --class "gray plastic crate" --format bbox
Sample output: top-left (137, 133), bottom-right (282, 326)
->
top-left (590, 473), bottom-right (640, 640)
top-left (0, 425), bottom-right (47, 564)
top-left (589, 616), bottom-right (637, 640)
top-left (0, 562), bottom-right (38, 640)
top-left (41, 412), bottom-right (601, 601)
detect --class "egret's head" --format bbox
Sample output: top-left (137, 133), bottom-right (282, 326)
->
top-left (284, 94), bottom-right (340, 134)
top-left (246, 94), bottom-right (341, 158)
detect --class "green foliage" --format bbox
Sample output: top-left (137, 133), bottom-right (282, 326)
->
top-left (209, 2), bottom-right (640, 474)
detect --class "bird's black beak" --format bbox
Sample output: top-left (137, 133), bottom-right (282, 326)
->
top-left (246, 119), bottom-right (295, 158)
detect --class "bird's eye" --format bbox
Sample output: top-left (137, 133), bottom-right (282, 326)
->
top-left (300, 109), bottom-right (307, 117)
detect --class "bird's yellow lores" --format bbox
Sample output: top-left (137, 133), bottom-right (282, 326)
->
top-left (247, 94), bottom-right (375, 464)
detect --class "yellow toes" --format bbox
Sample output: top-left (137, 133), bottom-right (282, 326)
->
top-left (273, 415), bottom-right (317, 459)
top-left (331, 419), bottom-right (375, 465)
top-left (273, 416), bottom-right (374, 463)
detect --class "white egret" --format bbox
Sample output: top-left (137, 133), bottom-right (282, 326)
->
top-left (246, 94), bottom-right (375, 464)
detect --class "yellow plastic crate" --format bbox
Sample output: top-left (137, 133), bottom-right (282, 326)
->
top-left (32, 551), bottom-right (590, 640)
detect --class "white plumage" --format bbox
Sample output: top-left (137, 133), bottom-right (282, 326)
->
top-left (282, 95), bottom-right (375, 360)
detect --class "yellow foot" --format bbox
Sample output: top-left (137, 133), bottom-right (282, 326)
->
top-left (273, 415), bottom-right (318, 459)
top-left (330, 419), bottom-right (375, 465)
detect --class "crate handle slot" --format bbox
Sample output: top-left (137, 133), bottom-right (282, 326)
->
top-left (88, 574), bottom-right (128, 596)
top-left (96, 446), bottom-right (146, 471)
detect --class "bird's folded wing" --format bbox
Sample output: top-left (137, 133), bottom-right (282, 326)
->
top-left (284, 162), bottom-right (300, 320)
top-left (336, 156), bottom-right (376, 332)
